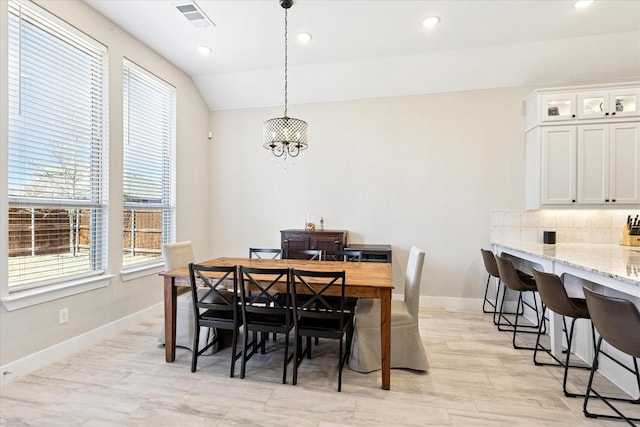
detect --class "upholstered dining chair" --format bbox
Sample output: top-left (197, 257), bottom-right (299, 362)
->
top-left (348, 246), bottom-right (430, 373)
top-left (158, 241), bottom-right (215, 354)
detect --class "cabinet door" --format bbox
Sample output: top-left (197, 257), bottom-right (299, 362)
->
top-left (577, 125), bottom-right (609, 204)
top-left (281, 232), bottom-right (310, 258)
top-left (540, 93), bottom-right (576, 123)
top-left (610, 122), bottom-right (640, 204)
top-left (609, 88), bottom-right (640, 119)
top-left (577, 91), bottom-right (609, 120)
top-left (542, 126), bottom-right (576, 205)
top-left (312, 233), bottom-right (345, 252)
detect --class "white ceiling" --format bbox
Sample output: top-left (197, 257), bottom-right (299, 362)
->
top-left (84, 0), bottom-right (640, 111)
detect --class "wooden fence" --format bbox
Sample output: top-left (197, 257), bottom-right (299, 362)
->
top-left (9, 207), bottom-right (162, 257)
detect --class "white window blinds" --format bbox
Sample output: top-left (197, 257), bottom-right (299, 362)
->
top-left (122, 60), bottom-right (176, 267)
top-left (7, 0), bottom-right (108, 289)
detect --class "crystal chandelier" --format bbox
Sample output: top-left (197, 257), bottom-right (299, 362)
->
top-left (263, 0), bottom-right (308, 159)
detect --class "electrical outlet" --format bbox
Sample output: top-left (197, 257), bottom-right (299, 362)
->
top-left (59, 308), bottom-right (69, 324)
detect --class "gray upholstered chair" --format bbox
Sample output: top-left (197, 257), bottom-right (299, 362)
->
top-left (158, 241), bottom-right (215, 354)
top-left (348, 246), bottom-right (430, 372)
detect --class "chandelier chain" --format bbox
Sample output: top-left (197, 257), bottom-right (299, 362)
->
top-left (284, 8), bottom-right (288, 118)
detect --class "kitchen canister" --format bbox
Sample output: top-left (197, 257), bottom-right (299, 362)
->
top-left (543, 231), bottom-right (556, 244)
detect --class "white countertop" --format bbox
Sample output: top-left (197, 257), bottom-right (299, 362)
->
top-left (492, 242), bottom-right (640, 287)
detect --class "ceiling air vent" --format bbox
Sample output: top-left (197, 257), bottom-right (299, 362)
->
top-left (175, 1), bottom-right (215, 28)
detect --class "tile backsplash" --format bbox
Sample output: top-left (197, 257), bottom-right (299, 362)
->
top-left (490, 209), bottom-right (639, 244)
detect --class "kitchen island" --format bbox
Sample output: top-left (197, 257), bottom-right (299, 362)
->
top-left (492, 241), bottom-right (640, 396)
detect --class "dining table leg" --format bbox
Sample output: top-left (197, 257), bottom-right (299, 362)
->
top-left (380, 288), bottom-right (392, 390)
top-left (164, 276), bottom-right (177, 362)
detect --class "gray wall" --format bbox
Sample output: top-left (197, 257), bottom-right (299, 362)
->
top-left (0, 0), bottom-right (211, 370)
top-left (208, 86), bottom-right (536, 302)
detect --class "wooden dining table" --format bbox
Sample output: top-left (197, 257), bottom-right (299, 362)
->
top-left (160, 257), bottom-right (394, 390)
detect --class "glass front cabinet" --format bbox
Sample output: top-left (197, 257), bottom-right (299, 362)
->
top-left (578, 88), bottom-right (640, 120)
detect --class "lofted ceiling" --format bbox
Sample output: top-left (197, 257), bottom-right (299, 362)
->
top-left (84, 0), bottom-right (640, 111)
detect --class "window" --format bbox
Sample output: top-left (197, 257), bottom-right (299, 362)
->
top-left (7, 0), bottom-right (108, 290)
top-left (122, 60), bottom-right (176, 268)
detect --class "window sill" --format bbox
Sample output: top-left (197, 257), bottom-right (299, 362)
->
top-left (120, 261), bottom-right (164, 282)
top-left (2, 274), bottom-right (114, 311)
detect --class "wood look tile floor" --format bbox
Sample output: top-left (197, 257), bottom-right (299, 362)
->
top-left (1, 308), bottom-right (639, 426)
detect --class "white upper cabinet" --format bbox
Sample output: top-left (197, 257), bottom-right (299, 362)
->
top-left (525, 82), bottom-right (640, 131)
top-left (542, 126), bottom-right (577, 205)
top-left (525, 82), bottom-right (640, 209)
top-left (610, 122), bottom-right (640, 204)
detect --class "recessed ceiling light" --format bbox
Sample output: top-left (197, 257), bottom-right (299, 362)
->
top-left (574, 0), bottom-right (594, 9)
top-left (422, 16), bottom-right (440, 28)
top-left (197, 45), bottom-right (212, 55)
top-left (298, 32), bottom-right (312, 43)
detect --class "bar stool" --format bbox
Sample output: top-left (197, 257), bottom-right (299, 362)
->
top-left (480, 249), bottom-right (501, 322)
top-left (531, 269), bottom-right (594, 397)
top-left (583, 288), bottom-right (640, 424)
top-left (495, 254), bottom-right (545, 349)
top-left (480, 249), bottom-right (523, 325)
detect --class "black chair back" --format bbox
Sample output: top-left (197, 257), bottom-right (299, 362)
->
top-left (249, 247), bottom-right (282, 259)
top-left (325, 250), bottom-right (362, 262)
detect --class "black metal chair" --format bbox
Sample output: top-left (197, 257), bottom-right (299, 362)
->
top-left (480, 248), bottom-right (522, 325)
top-left (495, 254), bottom-right (545, 349)
top-left (324, 250), bottom-right (362, 262)
top-left (583, 288), bottom-right (640, 424)
top-left (291, 268), bottom-right (354, 392)
top-left (188, 263), bottom-right (242, 377)
top-left (289, 249), bottom-right (323, 261)
top-left (238, 266), bottom-right (294, 384)
top-left (249, 248), bottom-right (282, 259)
top-left (531, 269), bottom-right (595, 397)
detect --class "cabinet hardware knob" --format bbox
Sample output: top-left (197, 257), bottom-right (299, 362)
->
top-left (572, 199), bottom-right (576, 203)
top-left (605, 199), bottom-right (609, 202)
top-left (612, 199), bottom-right (616, 202)
top-left (605, 112), bottom-right (610, 116)
top-left (612, 112), bottom-right (616, 116)
top-left (572, 114), bottom-right (576, 118)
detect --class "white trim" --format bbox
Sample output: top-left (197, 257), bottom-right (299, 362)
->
top-left (1, 274), bottom-right (114, 311)
top-left (391, 292), bottom-right (485, 311)
top-left (120, 262), bottom-right (164, 282)
top-left (0, 303), bottom-right (162, 387)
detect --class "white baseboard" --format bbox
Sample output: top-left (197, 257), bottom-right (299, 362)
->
top-left (0, 303), bottom-right (163, 388)
top-left (393, 293), bottom-right (490, 311)
top-left (419, 295), bottom-right (483, 310)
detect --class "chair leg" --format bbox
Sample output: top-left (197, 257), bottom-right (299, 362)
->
top-left (240, 327), bottom-right (249, 379)
top-left (584, 337), bottom-right (640, 424)
top-left (191, 323), bottom-right (200, 373)
top-left (491, 280), bottom-right (502, 325)
top-left (483, 274), bottom-right (496, 314)
top-left (293, 334), bottom-right (300, 385)
top-left (510, 292), bottom-right (545, 350)
top-left (282, 330), bottom-right (289, 384)
top-left (230, 328), bottom-right (238, 378)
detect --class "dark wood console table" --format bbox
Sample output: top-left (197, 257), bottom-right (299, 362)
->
top-left (345, 244), bottom-right (392, 263)
top-left (280, 229), bottom-right (347, 258)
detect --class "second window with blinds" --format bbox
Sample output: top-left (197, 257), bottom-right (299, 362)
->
top-left (122, 60), bottom-right (176, 269)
